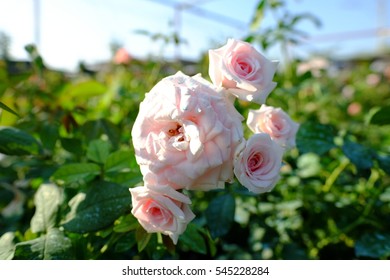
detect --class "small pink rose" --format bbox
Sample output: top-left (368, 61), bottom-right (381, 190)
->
top-left (209, 38), bottom-right (278, 104)
top-left (113, 48), bottom-right (131, 65)
top-left (234, 133), bottom-right (283, 194)
top-left (247, 105), bottom-right (299, 149)
top-left (130, 184), bottom-right (195, 244)
top-left (132, 71), bottom-right (244, 191)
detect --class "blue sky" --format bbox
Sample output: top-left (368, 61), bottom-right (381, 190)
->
top-left (0, 0), bottom-right (389, 71)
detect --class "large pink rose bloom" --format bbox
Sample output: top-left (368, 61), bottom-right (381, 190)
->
top-left (234, 133), bottom-right (283, 194)
top-left (247, 105), bottom-right (299, 149)
top-left (209, 38), bottom-right (278, 104)
top-left (130, 185), bottom-right (195, 244)
top-left (131, 71), bottom-right (244, 191)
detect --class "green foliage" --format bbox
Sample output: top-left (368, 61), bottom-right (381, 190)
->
top-left (14, 228), bottom-right (74, 260)
top-left (0, 127), bottom-right (41, 155)
top-left (206, 194), bottom-right (236, 239)
top-left (62, 181), bottom-right (130, 233)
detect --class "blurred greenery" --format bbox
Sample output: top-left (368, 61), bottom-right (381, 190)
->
top-left (1, 0), bottom-right (390, 260)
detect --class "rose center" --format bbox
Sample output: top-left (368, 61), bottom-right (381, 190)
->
top-left (248, 153), bottom-right (264, 172)
top-left (239, 61), bottom-right (252, 74)
top-left (167, 124), bottom-right (185, 141)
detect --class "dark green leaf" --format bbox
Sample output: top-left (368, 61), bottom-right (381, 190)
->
top-left (113, 214), bottom-right (138, 233)
top-left (51, 163), bottom-right (101, 185)
top-left (355, 233), bottom-right (390, 259)
top-left (104, 150), bottom-right (133, 173)
top-left (31, 183), bottom-right (62, 233)
top-left (60, 137), bottom-right (83, 155)
top-left (370, 106), bottom-right (390, 126)
top-left (0, 101), bottom-right (19, 117)
top-left (86, 139), bottom-right (111, 164)
top-left (296, 121), bottom-right (336, 155)
top-left (205, 193), bottom-right (235, 239)
top-left (136, 226), bottom-right (152, 252)
top-left (342, 139), bottom-right (374, 170)
top-left (82, 119), bottom-right (120, 148)
top-left (179, 223), bottom-right (207, 254)
top-left (0, 232), bottom-right (15, 260)
top-left (115, 232), bottom-right (137, 253)
top-left (39, 122), bottom-right (59, 151)
top-left (13, 228), bottom-right (73, 260)
top-left (106, 172), bottom-right (143, 185)
top-left (62, 181), bottom-right (131, 233)
top-left (0, 127), bottom-right (41, 155)
top-left (376, 155), bottom-right (390, 175)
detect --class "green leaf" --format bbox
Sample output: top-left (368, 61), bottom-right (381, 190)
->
top-left (104, 150), bottom-right (133, 173)
top-left (0, 232), bottom-right (15, 260)
top-left (60, 80), bottom-right (107, 100)
top-left (0, 127), bottom-right (41, 155)
top-left (205, 193), bottom-right (236, 239)
top-left (179, 223), bottom-right (207, 254)
top-left (86, 139), bottom-right (111, 164)
top-left (113, 214), bottom-right (139, 233)
top-left (370, 106), bottom-right (390, 126)
top-left (81, 119), bottom-right (120, 148)
top-left (136, 226), bottom-right (152, 252)
top-left (115, 232), bottom-right (137, 253)
top-left (376, 155), bottom-right (390, 175)
top-left (31, 183), bottom-right (62, 233)
top-left (0, 101), bottom-right (19, 117)
top-left (296, 121), bottom-right (336, 155)
top-left (13, 228), bottom-right (73, 260)
top-left (62, 181), bottom-right (131, 233)
top-left (342, 139), bottom-right (374, 170)
top-left (250, 0), bottom-right (266, 31)
top-left (60, 137), bottom-right (83, 155)
top-left (355, 233), bottom-right (390, 259)
top-left (51, 163), bottom-right (101, 185)
top-left (39, 122), bottom-right (59, 151)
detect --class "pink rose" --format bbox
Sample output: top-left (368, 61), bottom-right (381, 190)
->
top-left (209, 38), bottom-right (278, 104)
top-left (113, 48), bottom-right (132, 65)
top-left (130, 185), bottom-right (195, 244)
top-left (247, 105), bottom-right (299, 149)
top-left (131, 71), bottom-right (244, 191)
top-left (234, 133), bottom-right (283, 194)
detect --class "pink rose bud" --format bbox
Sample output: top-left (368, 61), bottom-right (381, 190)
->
top-left (130, 185), bottom-right (195, 244)
top-left (234, 133), bottom-right (283, 194)
top-left (247, 105), bottom-right (299, 149)
top-left (132, 71), bottom-right (244, 191)
top-left (113, 48), bottom-right (132, 65)
top-left (208, 38), bottom-right (278, 104)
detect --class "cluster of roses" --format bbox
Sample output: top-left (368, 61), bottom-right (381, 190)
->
top-left (130, 39), bottom-right (299, 244)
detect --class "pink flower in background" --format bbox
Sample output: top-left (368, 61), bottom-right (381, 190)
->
top-left (234, 133), bottom-right (283, 194)
top-left (130, 185), bottom-right (195, 244)
top-left (209, 38), bottom-right (278, 104)
top-left (247, 105), bottom-right (299, 149)
top-left (131, 71), bottom-right (244, 191)
top-left (347, 102), bottom-right (362, 116)
top-left (113, 48), bottom-right (132, 65)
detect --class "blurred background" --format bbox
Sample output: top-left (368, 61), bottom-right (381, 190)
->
top-left (1, 0), bottom-right (389, 71)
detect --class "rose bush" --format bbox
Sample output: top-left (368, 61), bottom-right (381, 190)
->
top-left (247, 104), bottom-right (299, 149)
top-left (208, 38), bottom-right (278, 104)
top-left (130, 39), bottom-right (297, 242)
